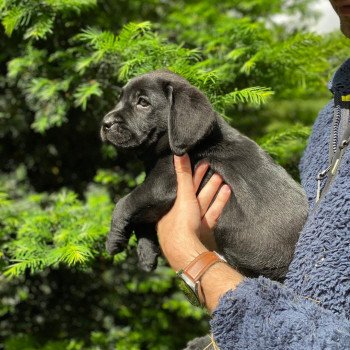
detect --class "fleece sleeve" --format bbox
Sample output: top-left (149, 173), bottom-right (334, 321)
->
top-left (210, 277), bottom-right (350, 350)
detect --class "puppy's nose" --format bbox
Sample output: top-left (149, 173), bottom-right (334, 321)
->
top-left (103, 113), bottom-right (116, 129)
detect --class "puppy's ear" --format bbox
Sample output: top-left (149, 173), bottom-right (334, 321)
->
top-left (165, 84), bottom-right (216, 155)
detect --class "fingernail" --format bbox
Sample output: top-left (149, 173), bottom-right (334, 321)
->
top-left (197, 159), bottom-right (208, 166)
top-left (213, 173), bottom-right (222, 181)
top-left (174, 154), bottom-right (183, 166)
top-left (222, 184), bottom-right (231, 194)
top-left (174, 153), bottom-right (188, 161)
top-left (197, 161), bottom-right (209, 170)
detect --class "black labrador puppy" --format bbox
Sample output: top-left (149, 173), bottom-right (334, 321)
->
top-left (101, 70), bottom-right (308, 280)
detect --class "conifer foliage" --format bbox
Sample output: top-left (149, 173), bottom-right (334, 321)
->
top-left (0, 0), bottom-right (348, 348)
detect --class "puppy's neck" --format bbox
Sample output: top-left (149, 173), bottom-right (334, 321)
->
top-left (137, 123), bottom-right (223, 171)
top-left (136, 132), bottom-right (171, 168)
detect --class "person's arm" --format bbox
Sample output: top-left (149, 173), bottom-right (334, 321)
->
top-left (157, 154), bottom-right (350, 349)
top-left (210, 276), bottom-right (350, 349)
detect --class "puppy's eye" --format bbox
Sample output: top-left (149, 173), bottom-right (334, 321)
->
top-left (137, 97), bottom-right (150, 108)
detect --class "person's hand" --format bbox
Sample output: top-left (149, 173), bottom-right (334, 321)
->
top-left (156, 154), bottom-right (232, 272)
top-left (157, 153), bottom-right (244, 312)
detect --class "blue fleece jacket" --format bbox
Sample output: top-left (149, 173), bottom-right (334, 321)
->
top-left (210, 59), bottom-right (350, 349)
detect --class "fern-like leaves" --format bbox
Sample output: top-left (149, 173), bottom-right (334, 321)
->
top-left (2, 187), bottom-right (114, 278)
top-left (73, 81), bottom-right (102, 110)
top-left (215, 86), bottom-right (274, 111)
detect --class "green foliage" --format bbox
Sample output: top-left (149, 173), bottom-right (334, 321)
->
top-left (94, 169), bottom-right (145, 189)
top-left (23, 17), bottom-right (54, 40)
top-left (215, 87), bottom-right (275, 114)
top-left (2, 5), bottom-right (27, 36)
top-left (0, 171), bottom-right (207, 349)
top-left (1, 0), bottom-right (96, 38)
top-left (26, 77), bottom-right (71, 132)
top-left (1, 185), bottom-right (112, 277)
top-left (259, 124), bottom-right (311, 179)
top-left (0, 0), bottom-right (348, 348)
top-left (163, 2), bottom-right (334, 100)
top-left (74, 81), bottom-right (102, 110)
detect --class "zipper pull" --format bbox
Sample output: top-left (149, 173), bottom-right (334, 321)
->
top-left (332, 138), bottom-right (350, 175)
top-left (315, 166), bottom-right (330, 203)
top-left (340, 139), bottom-right (349, 149)
top-left (315, 138), bottom-right (349, 204)
top-left (316, 177), bottom-right (322, 203)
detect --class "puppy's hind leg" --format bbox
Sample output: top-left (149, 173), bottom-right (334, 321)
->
top-left (135, 224), bottom-right (160, 272)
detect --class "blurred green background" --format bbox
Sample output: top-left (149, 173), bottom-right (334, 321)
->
top-left (0, 0), bottom-right (348, 349)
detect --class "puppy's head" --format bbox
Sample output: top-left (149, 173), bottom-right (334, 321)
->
top-left (100, 70), bottom-right (217, 155)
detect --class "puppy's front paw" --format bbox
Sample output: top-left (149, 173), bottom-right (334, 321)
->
top-left (105, 227), bottom-right (130, 255)
top-left (106, 202), bottom-right (131, 255)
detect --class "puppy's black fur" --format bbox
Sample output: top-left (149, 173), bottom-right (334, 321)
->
top-left (101, 70), bottom-right (308, 279)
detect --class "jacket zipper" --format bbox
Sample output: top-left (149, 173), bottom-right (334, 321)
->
top-left (332, 105), bottom-right (342, 153)
top-left (315, 101), bottom-right (350, 205)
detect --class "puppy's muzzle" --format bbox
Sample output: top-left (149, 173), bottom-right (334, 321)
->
top-left (101, 110), bottom-right (131, 145)
top-left (101, 110), bottom-right (119, 142)
top-left (102, 111), bottom-right (118, 131)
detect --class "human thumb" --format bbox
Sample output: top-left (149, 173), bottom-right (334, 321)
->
top-left (173, 154), bottom-right (195, 199)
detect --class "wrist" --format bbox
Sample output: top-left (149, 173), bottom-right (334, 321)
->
top-left (176, 251), bottom-right (226, 308)
top-left (164, 240), bottom-right (208, 272)
top-left (201, 263), bottom-right (244, 312)
top-left (175, 250), bottom-right (244, 312)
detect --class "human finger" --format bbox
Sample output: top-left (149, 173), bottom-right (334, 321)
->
top-left (193, 162), bottom-right (209, 193)
top-left (174, 154), bottom-right (195, 199)
top-left (201, 184), bottom-right (231, 231)
top-left (197, 174), bottom-right (224, 217)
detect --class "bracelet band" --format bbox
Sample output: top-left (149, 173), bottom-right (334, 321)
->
top-left (185, 251), bottom-right (225, 281)
top-left (179, 251), bottom-right (227, 306)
